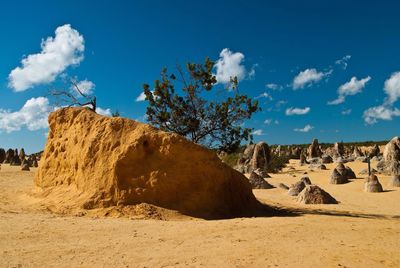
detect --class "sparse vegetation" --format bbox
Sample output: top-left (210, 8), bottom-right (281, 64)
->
top-left (142, 58), bottom-right (260, 153)
top-left (265, 154), bottom-right (290, 173)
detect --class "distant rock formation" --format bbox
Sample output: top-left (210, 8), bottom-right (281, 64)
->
top-left (383, 137), bottom-right (400, 175)
top-left (308, 139), bottom-right (322, 159)
top-left (236, 142), bottom-right (271, 173)
top-left (0, 148), bottom-right (5, 163)
top-left (19, 148), bottom-right (26, 162)
top-left (4, 149), bottom-right (14, 164)
top-left (369, 144), bottom-right (380, 158)
top-left (10, 149), bottom-right (21, 166)
top-left (334, 142), bottom-right (344, 157)
top-left (353, 146), bottom-right (363, 158)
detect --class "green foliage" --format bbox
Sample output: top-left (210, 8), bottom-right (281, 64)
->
top-left (142, 58), bottom-right (260, 153)
top-left (266, 154), bottom-right (290, 173)
top-left (219, 152), bottom-right (242, 167)
top-left (112, 110), bottom-right (120, 117)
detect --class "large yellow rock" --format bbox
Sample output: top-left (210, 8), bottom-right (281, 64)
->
top-left (35, 107), bottom-right (262, 218)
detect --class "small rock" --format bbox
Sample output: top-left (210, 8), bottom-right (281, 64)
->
top-left (358, 168), bottom-right (377, 175)
top-left (248, 172), bottom-right (274, 189)
top-left (300, 176), bottom-right (312, 185)
top-left (297, 185), bottom-right (338, 204)
top-left (364, 175), bottom-right (383, 193)
top-left (21, 163), bottom-right (30, 171)
top-left (288, 181), bottom-right (306, 196)
top-left (278, 183), bottom-right (289, 190)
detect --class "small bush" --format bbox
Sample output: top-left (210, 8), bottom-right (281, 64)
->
top-left (219, 152), bottom-right (242, 167)
top-left (266, 154), bottom-right (290, 173)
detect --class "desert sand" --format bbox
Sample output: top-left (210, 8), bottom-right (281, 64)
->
top-left (1, 159), bottom-right (400, 267)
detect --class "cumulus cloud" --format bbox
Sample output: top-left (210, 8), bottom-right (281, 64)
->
top-left (266, 84), bottom-right (280, 90)
top-left (136, 92), bottom-right (146, 102)
top-left (255, 92), bottom-right (272, 100)
top-left (71, 79), bottom-right (95, 95)
top-left (383, 72), bottom-right (400, 104)
top-left (266, 83), bottom-right (281, 90)
top-left (285, 107), bottom-right (311, 116)
top-left (214, 48), bottom-right (254, 85)
top-left (335, 55), bottom-right (351, 70)
top-left (294, 124), bottom-right (314, 132)
top-left (8, 24), bottom-right (85, 91)
top-left (0, 96), bottom-right (112, 133)
top-left (252, 129), bottom-right (264, 136)
top-left (0, 97), bottom-right (52, 133)
top-left (363, 72), bottom-right (400, 124)
top-left (95, 107), bottom-right (112, 116)
top-left (363, 105), bottom-right (400, 124)
top-left (328, 76), bottom-right (371, 105)
top-left (292, 68), bottom-right (327, 90)
top-left (248, 64), bottom-right (257, 79)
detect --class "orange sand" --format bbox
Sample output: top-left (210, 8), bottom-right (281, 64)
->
top-left (1, 160), bottom-right (399, 267)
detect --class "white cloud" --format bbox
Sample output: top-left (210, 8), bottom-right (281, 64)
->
top-left (264, 119), bottom-right (272, 125)
top-left (294, 124), bottom-right (314, 132)
top-left (8, 24), bottom-right (85, 92)
top-left (214, 48), bottom-right (252, 85)
top-left (335, 55), bottom-right (351, 70)
top-left (71, 79), bottom-right (95, 95)
top-left (363, 72), bottom-right (400, 124)
top-left (248, 64), bottom-right (257, 79)
top-left (328, 76), bottom-right (371, 105)
top-left (252, 129), bottom-right (264, 136)
top-left (255, 92), bottom-right (272, 100)
top-left (341, 109), bottom-right (352, 115)
top-left (136, 92), bottom-right (146, 102)
top-left (384, 72), bottom-right (400, 104)
top-left (363, 105), bottom-right (400, 125)
top-left (285, 107), bottom-right (311, 116)
top-left (264, 119), bottom-right (279, 125)
top-left (266, 83), bottom-right (282, 90)
top-left (292, 68), bottom-right (327, 90)
top-left (95, 107), bottom-right (112, 116)
top-left (0, 96), bottom-right (112, 133)
top-left (0, 97), bottom-right (52, 133)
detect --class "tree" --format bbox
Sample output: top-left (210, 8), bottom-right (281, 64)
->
top-left (49, 78), bottom-right (97, 112)
top-left (142, 58), bottom-right (260, 153)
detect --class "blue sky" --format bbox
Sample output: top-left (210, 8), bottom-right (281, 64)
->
top-left (1, 0), bottom-right (400, 153)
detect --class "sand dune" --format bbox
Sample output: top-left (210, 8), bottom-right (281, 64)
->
top-left (1, 160), bottom-right (400, 267)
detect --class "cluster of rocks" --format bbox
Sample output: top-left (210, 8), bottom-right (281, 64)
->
top-left (285, 176), bottom-right (337, 204)
top-left (0, 147), bottom-right (41, 171)
top-left (272, 145), bottom-right (302, 159)
top-left (330, 163), bottom-right (356, 184)
top-left (236, 142), bottom-right (271, 174)
top-left (237, 136), bottom-right (400, 192)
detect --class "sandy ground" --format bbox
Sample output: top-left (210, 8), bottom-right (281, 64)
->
top-left (1, 160), bottom-right (400, 267)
